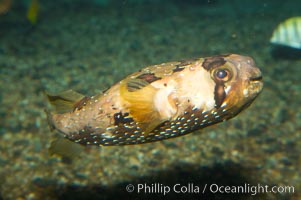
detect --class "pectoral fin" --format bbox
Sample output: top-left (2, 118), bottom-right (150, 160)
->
top-left (120, 78), bottom-right (164, 133)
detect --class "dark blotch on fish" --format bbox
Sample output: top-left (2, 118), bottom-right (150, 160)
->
top-left (202, 56), bottom-right (226, 71)
top-left (214, 83), bottom-right (226, 108)
top-left (172, 59), bottom-right (199, 73)
top-left (113, 112), bottom-right (134, 125)
top-left (136, 73), bottom-right (161, 83)
top-left (172, 65), bottom-right (185, 73)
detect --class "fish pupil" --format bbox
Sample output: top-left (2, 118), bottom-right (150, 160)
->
top-left (216, 69), bottom-right (227, 79)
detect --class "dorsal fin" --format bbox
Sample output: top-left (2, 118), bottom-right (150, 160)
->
top-left (120, 79), bottom-right (164, 133)
top-left (46, 90), bottom-right (86, 113)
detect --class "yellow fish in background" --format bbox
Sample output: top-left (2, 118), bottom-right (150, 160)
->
top-left (26, 0), bottom-right (39, 24)
top-left (0, 0), bottom-right (12, 14)
top-left (270, 17), bottom-right (301, 49)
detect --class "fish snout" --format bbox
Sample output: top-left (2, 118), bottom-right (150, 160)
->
top-left (246, 67), bottom-right (263, 98)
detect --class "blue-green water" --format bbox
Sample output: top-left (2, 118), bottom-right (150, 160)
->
top-left (0, 0), bottom-right (300, 199)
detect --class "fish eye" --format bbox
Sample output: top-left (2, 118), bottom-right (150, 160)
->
top-left (216, 69), bottom-right (227, 79)
top-left (213, 68), bottom-right (232, 82)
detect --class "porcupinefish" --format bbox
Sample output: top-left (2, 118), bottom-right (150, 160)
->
top-left (46, 54), bottom-right (263, 146)
top-left (270, 16), bottom-right (301, 49)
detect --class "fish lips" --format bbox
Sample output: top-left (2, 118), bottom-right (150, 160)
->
top-left (247, 73), bottom-right (263, 98)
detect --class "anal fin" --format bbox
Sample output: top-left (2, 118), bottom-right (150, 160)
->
top-left (49, 137), bottom-right (84, 162)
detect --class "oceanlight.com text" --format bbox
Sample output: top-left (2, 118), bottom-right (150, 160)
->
top-left (208, 183), bottom-right (294, 195)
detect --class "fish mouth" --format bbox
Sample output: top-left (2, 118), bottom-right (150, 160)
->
top-left (249, 75), bottom-right (263, 82)
top-left (248, 75), bottom-right (263, 96)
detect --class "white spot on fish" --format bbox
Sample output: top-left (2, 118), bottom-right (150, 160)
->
top-left (101, 133), bottom-right (114, 139)
top-left (243, 89), bottom-right (249, 97)
top-left (221, 102), bottom-right (227, 108)
top-left (225, 86), bottom-right (231, 95)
